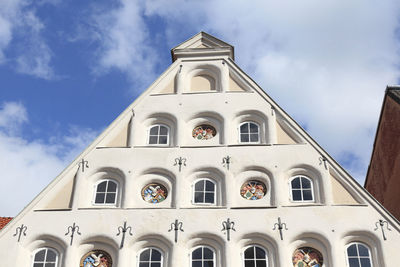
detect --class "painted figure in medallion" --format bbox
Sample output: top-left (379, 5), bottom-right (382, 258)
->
top-left (80, 250), bottom-right (112, 267)
top-left (192, 125), bottom-right (217, 140)
top-left (142, 183), bottom-right (168, 203)
top-left (240, 180), bottom-right (267, 200)
top-left (292, 247), bottom-right (323, 267)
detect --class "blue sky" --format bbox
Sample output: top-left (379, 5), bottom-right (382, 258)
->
top-left (1, 0), bottom-right (399, 216)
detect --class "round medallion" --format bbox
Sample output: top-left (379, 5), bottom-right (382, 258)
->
top-left (240, 180), bottom-right (267, 200)
top-left (292, 247), bottom-right (323, 267)
top-left (192, 125), bottom-right (217, 140)
top-left (80, 250), bottom-right (112, 267)
top-left (141, 183), bottom-right (168, 203)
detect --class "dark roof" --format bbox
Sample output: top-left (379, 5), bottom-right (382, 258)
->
top-left (387, 86), bottom-right (400, 105)
top-left (0, 217), bottom-right (12, 230)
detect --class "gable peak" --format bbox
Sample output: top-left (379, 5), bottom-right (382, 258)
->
top-left (171, 32), bottom-right (234, 62)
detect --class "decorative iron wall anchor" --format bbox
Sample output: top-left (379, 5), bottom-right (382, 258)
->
top-left (174, 157), bottom-right (187, 172)
top-left (78, 158), bottom-right (89, 173)
top-left (272, 217), bottom-right (288, 241)
top-left (222, 156), bottom-right (231, 170)
top-left (117, 221), bottom-right (133, 249)
top-left (221, 218), bottom-right (236, 241)
top-left (65, 222), bottom-right (81, 246)
top-left (179, 65), bottom-right (183, 73)
top-left (168, 219), bottom-right (184, 243)
top-left (318, 156), bottom-right (327, 170)
top-left (13, 224), bottom-right (27, 242)
top-left (271, 107), bottom-right (275, 116)
top-left (374, 219), bottom-right (391, 241)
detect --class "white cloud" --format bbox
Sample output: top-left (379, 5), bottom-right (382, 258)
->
top-left (0, 0), bottom-right (56, 79)
top-left (0, 102), bottom-right (98, 216)
top-left (96, 0), bottom-right (400, 183)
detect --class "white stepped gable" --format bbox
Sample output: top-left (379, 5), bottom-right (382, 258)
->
top-left (0, 32), bottom-right (399, 267)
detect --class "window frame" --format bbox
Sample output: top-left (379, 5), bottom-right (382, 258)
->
top-left (242, 245), bottom-right (269, 267)
top-left (137, 247), bottom-right (164, 267)
top-left (147, 124), bottom-right (170, 146)
top-left (289, 175), bottom-right (315, 203)
top-left (31, 247), bottom-right (59, 267)
top-left (346, 242), bottom-right (373, 267)
top-left (239, 121), bottom-right (261, 144)
top-left (92, 179), bottom-right (119, 206)
top-left (190, 245), bottom-right (216, 267)
top-left (192, 178), bottom-right (217, 206)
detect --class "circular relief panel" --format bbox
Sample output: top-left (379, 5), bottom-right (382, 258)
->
top-left (192, 125), bottom-right (217, 140)
top-left (240, 180), bottom-right (267, 200)
top-left (142, 183), bottom-right (168, 203)
top-left (292, 247), bottom-right (323, 267)
top-left (80, 250), bottom-right (113, 267)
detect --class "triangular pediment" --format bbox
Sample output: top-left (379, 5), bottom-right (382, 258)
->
top-left (171, 32), bottom-right (234, 61)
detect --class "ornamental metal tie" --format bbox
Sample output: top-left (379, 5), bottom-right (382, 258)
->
top-left (174, 157), bottom-right (186, 172)
top-left (374, 219), bottom-right (391, 241)
top-left (221, 218), bottom-right (236, 241)
top-left (117, 221), bottom-right (133, 249)
top-left (273, 217), bottom-right (288, 241)
top-left (65, 222), bottom-right (81, 246)
top-left (222, 156), bottom-right (231, 170)
top-left (13, 224), bottom-right (27, 242)
top-left (78, 158), bottom-right (89, 173)
top-left (168, 219), bottom-right (184, 243)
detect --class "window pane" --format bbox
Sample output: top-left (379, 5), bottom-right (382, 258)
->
top-left (204, 261), bottom-right (214, 267)
top-left (291, 178), bottom-right (301, 189)
top-left (192, 248), bottom-right (202, 259)
top-left (205, 181), bottom-right (215, 191)
top-left (241, 123), bottom-right (249, 133)
top-left (292, 190), bottom-right (302, 201)
top-left (150, 126), bottom-right (159, 135)
top-left (107, 181), bottom-right (117, 192)
top-left (151, 249), bottom-right (162, 261)
top-left (95, 193), bottom-right (105, 203)
top-left (244, 260), bottom-right (255, 267)
top-left (302, 190), bottom-right (313, 201)
top-left (347, 244), bottom-right (358, 256)
top-left (250, 133), bottom-right (259, 142)
top-left (194, 192), bottom-right (204, 203)
top-left (33, 264), bottom-right (43, 267)
top-left (301, 178), bottom-right (311, 188)
top-left (151, 263), bottom-right (161, 267)
top-left (255, 247), bottom-right (265, 259)
top-left (159, 136), bottom-right (168, 144)
top-left (348, 258), bottom-right (360, 267)
top-left (358, 244), bottom-right (370, 257)
top-left (46, 250), bottom-right (57, 261)
top-left (192, 262), bottom-right (202, 267)
top-left (195, 181), bottom-right (204, 191)
top-left (34, 249), bottom-right (46, 261)
top-left (255, 260), bottom-right (266, 267)
top-left (159, 126), bottom-right (168, 135)
top-left (203, 248), bottom-right (214, 259)
top-left (139, 263), bottom-right (149, 267)
top-left (45, 263), bottom-right (55, 267)
top-left (249, 123), bottom-right (258, 133)
top-left (241, 134), bottom-right (249, 142)
top-left (149, 136), bottom-right (158, 144)
top-left (140, 249), bottom-right (151, 261)
top-left (205, 193), bottom-right (215, 203)
top-left (360, 258), bottom-right (372, 267)
top-left (244, 247), bottom-right (254, 259)
top-left (97, 181), bottom-right (107, 192)
top-left (105, 193), bottom-right (116, 204)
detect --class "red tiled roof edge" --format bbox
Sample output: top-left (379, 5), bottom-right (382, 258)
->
top-left (0, 217), bottom-right (13, 230)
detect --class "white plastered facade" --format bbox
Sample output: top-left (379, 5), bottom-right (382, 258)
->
top-left (0, 32), bottom-right (399, 267)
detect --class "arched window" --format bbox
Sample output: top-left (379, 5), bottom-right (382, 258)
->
top-left (346, 242), bottom-right (373, 267)
top-left (94, 179), bottom-right (118, 205)
top-left (138, 247), bottom-right (163, 267)
top-left (243, 245), bottom-right (268, 267)
top-left (32, 248), bottom-right (58, 267)
top-left (290, 176), bottom-right (314, 202)
top-left (191, 246), bottom-right (215, 267)
top-left (148, 124), bottom-right (169, 145)
top-left (239, 122), bottom-right (260, 143)
top-left (193, 179), bottom-right (216, 204)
